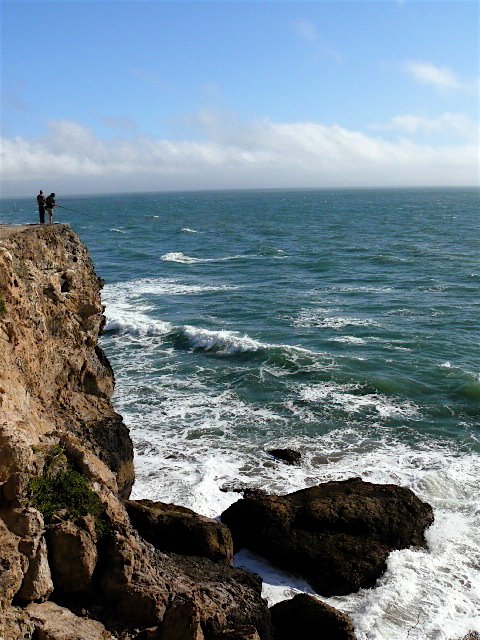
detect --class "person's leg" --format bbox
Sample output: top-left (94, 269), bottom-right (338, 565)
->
top-left (39, 207), bottom-right (45, 224)
top-left (48, 209), bottom-right (53, 225)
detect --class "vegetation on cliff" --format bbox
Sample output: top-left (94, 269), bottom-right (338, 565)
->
top-left (27, 444), bottom-right (108, 537)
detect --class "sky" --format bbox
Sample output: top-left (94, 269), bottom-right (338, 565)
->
top-left (1, 0), bottom-right (479, 197)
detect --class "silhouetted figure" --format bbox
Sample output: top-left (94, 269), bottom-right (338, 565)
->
top-left (45, 193), bottom-right (56, 225)
top-left (37, 190), bottom-right (46, 224)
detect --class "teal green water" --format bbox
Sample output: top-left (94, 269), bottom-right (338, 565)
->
top-left (2, 188), bottom-right (479, 637)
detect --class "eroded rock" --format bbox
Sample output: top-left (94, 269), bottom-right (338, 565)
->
top-left (221, 477), bottom-right (434, 595)
top-left (27, 601), bottom-right (113, 640)
top-left (126, 499), bottom-right (233, 563)
top-left (47, 520), bottom-right (97, 593)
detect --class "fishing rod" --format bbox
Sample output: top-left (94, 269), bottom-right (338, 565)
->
top-left (56, 204), bottom-right (83, 214)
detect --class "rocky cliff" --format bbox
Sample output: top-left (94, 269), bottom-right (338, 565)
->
top-left (0, 224), bottom-right (434, 640)
top-left (0, 225), bottom-right (272, 640)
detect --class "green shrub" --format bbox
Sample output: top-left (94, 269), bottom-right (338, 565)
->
top-left (28, 445), bottom-right (109, 537)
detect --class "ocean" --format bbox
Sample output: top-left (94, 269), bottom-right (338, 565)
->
top-left (1, 187), bottom-right (479, 639)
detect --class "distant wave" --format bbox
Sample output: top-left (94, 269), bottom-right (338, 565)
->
top-left (293, 310), bottom-right (379, 329)
top-left (160, 250), bottom-right (286, 264)
top-left (181, 227), bottom-right (198, 233)
top-left (110, 228), bottom-right (127, 234)
top-left (105, 314), bottom-right (326, 366)
top-left (160, 251), bottom-right (247, 264)
top-left (103, 277), bottom-right (238, 299)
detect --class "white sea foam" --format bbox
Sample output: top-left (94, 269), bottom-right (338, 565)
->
top-left (330, 335), bottom-right (367, 345)
top-left (104, 277), bottom-right (237, 300)
top-left (110, 227), bottom-right (127, 234)
top-left (293, 309), bottom-right (379, 329)
top-left (181, 227), bottom-right (198, 233)
top-left (160, 251), bottom-right (246, 264)
top-left (182, 326), bottom-right (263, 354)
top-left (298, 381), bottom-right (420, 419)
top-left (113, 364), bottom-right (480, 640)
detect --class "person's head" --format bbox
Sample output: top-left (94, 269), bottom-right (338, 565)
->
top-left (39, 190), bottom-right (43, 194)
top-left (51, 193), bottom-right (55, 197)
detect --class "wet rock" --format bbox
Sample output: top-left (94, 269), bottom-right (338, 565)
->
top-left (215, 626), bottom-right (261, 640)
top-left (221, 477), bottom-right (434, 595)
top-left (126, 499), bottom-right (233, 564)
top-left (83, 415), bottom-right (135, 499)
top-left (266, 449), bottom-right (301, 465)
top-left (270, 593), bottom-right (357, 640)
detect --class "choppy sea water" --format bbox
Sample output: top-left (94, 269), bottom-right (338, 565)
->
top-left (2, 188), bottom-right (479, 639)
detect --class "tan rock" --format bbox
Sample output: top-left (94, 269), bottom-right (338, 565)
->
top-left (17, 536), bottom-right (54, 603)
top-left (27, 601), bottom-right (113, 640)
top-left (99, 531), bottom-right (168, 627)
top-left (159, 594), bottom-right (204, 640)
top-left (0, 225), bottom-right (134, 493)
top-left (0, 605), bottom-right (35, 640)
top-left (47, 521), bottom-right (97, 593)
top-left (0, 506), bottom-right (44, 539)
top-left (0, 519), bottom-right (24, 611)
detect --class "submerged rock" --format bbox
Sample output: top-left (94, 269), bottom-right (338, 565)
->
top-left (266, 448), bottom-right (301, 465)
top-left (221, 477), bottom-right (434, 595)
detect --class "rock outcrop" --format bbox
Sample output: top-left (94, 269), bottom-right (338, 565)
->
top-left (126, 499), bottom-right (234, 563)
top-left (221, 477), bottom-right (434, 595)
top-left (0, 225), bottom-right (273, 639)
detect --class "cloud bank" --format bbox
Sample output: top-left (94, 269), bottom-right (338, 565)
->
top-left (1, 114), bottom-right (478, 197)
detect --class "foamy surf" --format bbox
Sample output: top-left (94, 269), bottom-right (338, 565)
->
top-left (126, 420), bottom-right (480, 640)
top-left (160, 251), bottom-right (247, 264)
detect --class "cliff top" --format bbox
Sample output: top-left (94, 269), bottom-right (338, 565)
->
top-left (0, 224), bottom-right (70, 240)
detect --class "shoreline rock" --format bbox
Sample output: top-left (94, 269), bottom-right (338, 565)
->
top-left (221, 477), bottom-right (434, 596)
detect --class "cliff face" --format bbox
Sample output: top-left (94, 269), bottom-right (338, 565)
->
top-left (0, 225), bottom-right (134, 499)
top-left (0, 225), bottom-right (272, 640)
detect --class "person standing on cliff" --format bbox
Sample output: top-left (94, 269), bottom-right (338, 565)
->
top-left (37, 190), bottom-right (46, 224)
top-left (45, 193), bottom-right (56, 225)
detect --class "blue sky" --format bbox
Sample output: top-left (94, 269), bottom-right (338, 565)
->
top-left (1, 0), bottom-right (478, 196)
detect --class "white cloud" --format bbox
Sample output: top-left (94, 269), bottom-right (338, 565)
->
top-left (371, 112), bottom-right (478, 140)
top-left (1, 115), bottom-right (478, 196)
top-left (404, 60), bottom-right (473, 91)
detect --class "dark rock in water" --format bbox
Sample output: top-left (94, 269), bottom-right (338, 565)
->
top-left (270, 593), bottom-right (357, 640)
top-left (221, 477), bottom-right (434, 596)
top-left (266, 448), bottom-right (301, 465)
top-left (126, 499), bottom-right (233, 563)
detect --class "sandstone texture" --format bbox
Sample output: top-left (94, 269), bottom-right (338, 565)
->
top-left (221, 477), bottom-right (434, 595)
